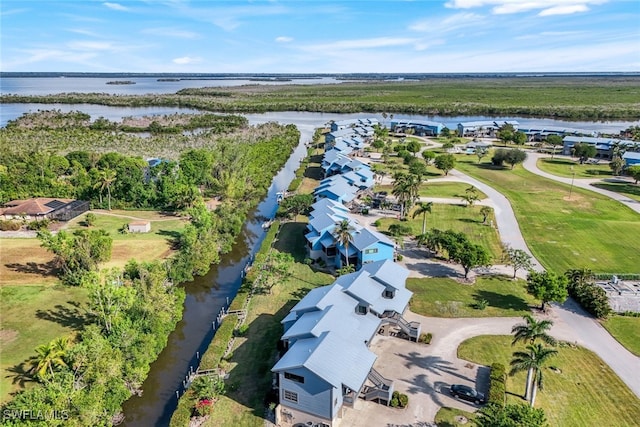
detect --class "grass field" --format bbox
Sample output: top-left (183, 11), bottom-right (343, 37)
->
top-left (375, 204), bottom-right (502, 260)
top-left (591, 182), bottom-right (640, 202)
top-left (0, 239), bottom-right (60, 286)
top-left (374, 181), bottom-right (487, 200)
top-left (536, 157), bottom-right (612, 178)
top-left (454, 157), bottom-right (640, 274)
top-left (457, 335), bottom-right (640, 427)
top-left (407, 276), bottom-right (536, 318)
top-left (0, 284), bottom-right (89, 403)
top-left (601, 316), bottom-right (640, 357)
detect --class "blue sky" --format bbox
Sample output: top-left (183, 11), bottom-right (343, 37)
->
top-left (1, 0), bottom-right (639, 73)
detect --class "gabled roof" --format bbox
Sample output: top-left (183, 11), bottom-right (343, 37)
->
top-left (623, 151), bottom-right (640, 160)
top-left (361, 259), bottom-right (410, 289)
top-left (311, 198), bottom-right (350, 214)
top-left (350, 228), bottom-right (394, 251)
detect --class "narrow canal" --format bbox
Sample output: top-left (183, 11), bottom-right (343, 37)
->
top-left (120, 123), bottom-right (315, 427)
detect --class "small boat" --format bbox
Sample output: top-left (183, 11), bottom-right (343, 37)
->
top-left (276, 192), bottom-right (285, 203)
top-left (262, 220), bottom-right (273, 230)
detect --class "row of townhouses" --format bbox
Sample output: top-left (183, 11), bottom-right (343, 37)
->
top-left (271, 120), bottom-right (420, 427)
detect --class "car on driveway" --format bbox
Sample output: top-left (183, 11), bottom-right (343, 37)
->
top-left (449, 384), bottom-right (486, 404)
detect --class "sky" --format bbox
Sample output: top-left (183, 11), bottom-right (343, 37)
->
top-left (1, 0), bottom-right (639, 73)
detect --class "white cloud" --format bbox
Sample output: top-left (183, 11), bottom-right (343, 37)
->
top-left (172, 56), bottom-right (202, 64)
top-left (539, 5), bottom-right (589, 16)
top-left (141, 27), bottom-right (199, 39)
top-left (303, 37), bottom-right (417, 53)
top-left (67, 41), bottom-right (115, 51)
top-left (444, 0), bottom-right (607, 15)
top-left (275, 36), bottom-right (293, 43)
top-left (409, 12), bottom-right (485, 33)
top-left (103, 2), bottom-right (130, 12)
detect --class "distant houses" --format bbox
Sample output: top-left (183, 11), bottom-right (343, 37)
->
top-left (561, 136), bottom-right (637, 159)
top-left (272, 260), bottom-right (419, 427)
top-left (390, 120), bottom-right (445, 136)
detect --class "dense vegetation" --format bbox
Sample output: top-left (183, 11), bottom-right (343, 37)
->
top-left (3, 77), bottom-right (640, 119)
top-left (0, 111), bottom-right (300, 424)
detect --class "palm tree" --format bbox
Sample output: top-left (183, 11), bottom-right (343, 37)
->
top-left (565, 268), bottom-right (593, 286)
top-left (510, 343), bottom-right (557, 406)
top-left (333, 219), bottom-right (355, 268)
top-left (392, 173), bottom-right (420, 219)
top-left (95, 169), bottom-right (117, 210)
top-left (33, 337), bottom-right (69, 380)
top-left (511, 314), bottom-right (556, 346)
top-left (412, 201), bottom-right (433, 235)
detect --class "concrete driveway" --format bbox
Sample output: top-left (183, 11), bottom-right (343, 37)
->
top-left (340, 314), bottom-right (522, 427)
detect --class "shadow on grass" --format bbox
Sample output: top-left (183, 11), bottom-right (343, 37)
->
top-left (273, 222), bottom-right (308, 262)
top-left (457, 218), bottom-right (481, 224)
top-left (6, 359), bottom-right (37, 390)
top-left (156, 229), bottom-right (182, 240)
top-left (4, 260), bottom-right (59, 278)
top-left (303, 166), bottom-right (324, 180)
top-left (593, 182), bottom-right (640, 197)
top-left (35, 302), bottom-right (92, 331)
top-left (472, 290), bottom-right (530, 312)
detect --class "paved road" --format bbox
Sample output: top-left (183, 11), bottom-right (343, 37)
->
top-left (523, 152), bottom-right (640, 214)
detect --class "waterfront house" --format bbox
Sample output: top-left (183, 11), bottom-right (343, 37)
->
top-left (335, 228), bottom-right (395, 269)
top-left (562, 136), bottom-right (636, 159)
top-left (273, 260), bottom-right (418, 427)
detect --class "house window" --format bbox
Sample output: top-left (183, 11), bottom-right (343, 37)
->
top-left (356, 305), bottom-right (368, 315)
top-left (283, 390), bottom-right (298, 403)
top-left (364, 248), bottom-right (378, 255)
top-left (383, 289), bottom-right (395, 299)
top-left (284, 372), bottom-right (305, 384)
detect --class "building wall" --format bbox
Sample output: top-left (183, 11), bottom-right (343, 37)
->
top-left (278, 368), bottom-right (335, 420)
top-left (359, 243), bottom-right (394, 265)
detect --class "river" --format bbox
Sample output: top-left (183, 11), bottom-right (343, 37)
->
top-left (120, 121), bottom-right (313, 427)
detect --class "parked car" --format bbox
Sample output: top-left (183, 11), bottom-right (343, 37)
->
top-left (449, 384), bottom-right (486, 404)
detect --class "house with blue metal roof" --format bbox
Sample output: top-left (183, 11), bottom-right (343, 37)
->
top-left (457, 120), bottom-right (519, 137)
top-left (336, 227), bottom-right (395, 269)
top-left (330, 118), bottom-right (379, 132)
top-left (305, 200), bottom-right (361, 262)
top-left (314, 176), bottom-right (360, 204)
top-left (390, 119), bottom-right (446, 136)
top-left (562, 136), bottom-right (636, 159)
top-left (272, 260), bottom-right (419, 427)
top-left (623, 151), bottom-right (640, 167)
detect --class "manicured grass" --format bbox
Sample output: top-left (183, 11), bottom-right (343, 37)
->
top-left (0, 284), bottom-right (89, 403)
top-left (375, 204), bottom-right (502, 260)
top-left (537, 157), bottom-right (612, 178)
top-left (407, 276), bottom-right (536, 318)
top-left (375, 182), bottom-right (487, 199)
top-left (434, 407), bottom-right (477, 427)
top-left (457, 335), bottom-right (640, 427)
top-left (591, 182), bottom-right (640, 202)
top-left (171, 221), bottom-right (334, 426)
top-left (601, 316), bottom-right (640, 357)
top-left (454, 157), bottom-right (640, 273)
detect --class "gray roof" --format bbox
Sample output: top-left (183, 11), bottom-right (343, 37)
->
top-left (361, 259), bottom-right (410, 289)
top-left (563, 136), bottom-right (635, 146)
top-left (350, 228), bottom-right (394, 251)
top-left (623, 151), bottom-right (640, 160)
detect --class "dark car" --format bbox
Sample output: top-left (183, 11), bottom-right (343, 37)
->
top-left (449, 384), bottom-right (486, 404)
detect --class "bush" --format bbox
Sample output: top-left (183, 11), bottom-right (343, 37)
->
top-left (568, 281), bottom-right (611, 318)
top-left (85, 212), bottom-right (97, 227)
top-left (396, 254), bottom-right (404, 261)
top-left (390, 396), bottom-right (399, 407)
top-left (235, 324), bottom-right (249, 337)
top-left (398, 393), bottom-right (409, 408)
top-left (0, 220), bottom-right (21, 231)
top-left (388, 223), bottom-right (412, 236)
top-left (488, 363), bottom-right (506, 407)
top-left (26, 219), bottom-right (50, 231)
top-left (303, 257), bottom-right (313, 265)
top-left (474, 298), bottom-right (489, 310)
top-left (418, 332), bottom-right (433, 344)
top-left (390, 391), bottom-right (408, 408)
top-left (372, 219), bottom-right (382, 227)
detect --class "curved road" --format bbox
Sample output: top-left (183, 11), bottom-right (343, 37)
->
top-left (523, 152), bottom-right (640, 214)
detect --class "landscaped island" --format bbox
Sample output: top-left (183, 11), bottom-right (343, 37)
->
top-left (105, 80), bottom-right (135, 85)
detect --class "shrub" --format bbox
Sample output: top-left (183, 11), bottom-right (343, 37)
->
top-left (390, 391), bottom-right (408, 408)
top-left (0, 220), bottom-right (21, 231)
top-left (303, 257), bottom-right (313, 265)
top-left (396, 254), bottom-right (404, 261)
top-left (372, 219), bottom-right (382, 227)
top-left (235, 324), bottom-right (249, 337)
top-left (488, 363), bottom-right (506, 407)
top-left (418, 332), bottom-right (433, 344)
top-left (474, 298), bottom-right (489, 310)
top-left (568, 281), bottom-right (611, 318)
top-left (390, 396), bottom-right (399, 407)
top-left (26, 219), bottom-right (50, 231)
top-left (85, 212), bottom-right (97, 227)
top-left (398, 393), bottom-right (409, 408)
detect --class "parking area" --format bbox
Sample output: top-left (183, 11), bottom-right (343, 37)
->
top-left (339, 313), bottom-right (521, 427)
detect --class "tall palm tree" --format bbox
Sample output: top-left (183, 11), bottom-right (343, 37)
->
top-left (33, 337), bottom-right (69, 380)
top-left (511, 314), bottom-right (556, 346)
top-left (333, 219), bottom-right (355, 268)
top-left (95, 169), bottom-right (117, 210)
top-left (412, 201), bottom-right (433, 235)
top-left (510, 343), bottom-right (557, 406)
top-left (392, 173), bottom-right (420, 219)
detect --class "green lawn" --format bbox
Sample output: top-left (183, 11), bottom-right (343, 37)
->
top-left (66, 210), bottom-right (187, 241)
top-left (407, 276), bottom-right (536, 318)
top-left (536, 157), bottom-right (612, 178)
top-left (591, 182), bottom-right (640, 202)
top-left (0, 284), bottom-right (89, 403)
top-left (434, 407), bottom-right (477, 427)
top-left (454, 157), bottom-right (640, 273)
top-left (375, 204), bottom-right (502, 260)
top-left (374, 181), bottom-right (487, 199)
top-left (171, 221), bottom-right (334, 426)
top-left (601, 316), bottom-right (640, 357)
top-left (457, 335), bottom-right (640, 427)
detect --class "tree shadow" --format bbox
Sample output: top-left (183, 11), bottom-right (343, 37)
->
top-left (156, 229), bottom-right (182, 239)
top-left (457, 218), bottom-right (481, 224)
top-left (397, 351), bottom-right (474, 384)
top-left (273, 222), bottom-right (308, 262)
top-left (35, 302), bottom-right (92, 331)
top-left (303, 166), bottom-right (324, 180)
top-left (5, 359), bottom-right (37, 389)
top-left (4, 260), bottom-right (59, 278)
top-left (472, 290), bottom-right (529, 312)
